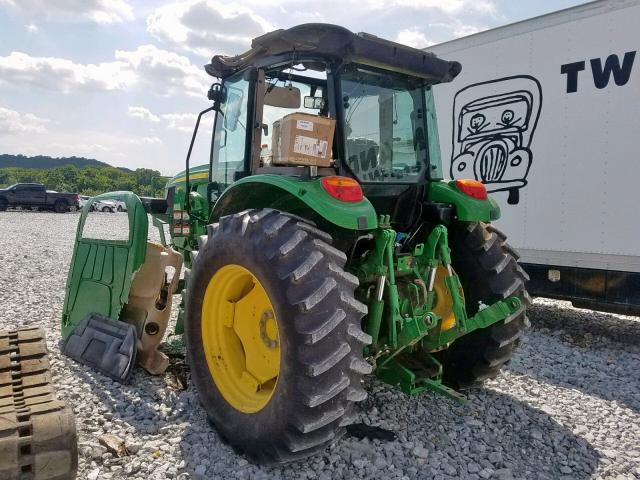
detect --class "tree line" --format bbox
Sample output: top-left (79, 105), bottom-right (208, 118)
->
top-left (0, 153), bottom-right (121, 170)
top-left (0, 165), bottom-right (168, 197)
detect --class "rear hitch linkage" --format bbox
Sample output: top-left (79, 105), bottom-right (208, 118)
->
top-left (358, 217), bottom-right (522, 403)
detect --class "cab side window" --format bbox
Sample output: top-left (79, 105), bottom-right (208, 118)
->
top-left (211, 73), bottom-right (250, 186)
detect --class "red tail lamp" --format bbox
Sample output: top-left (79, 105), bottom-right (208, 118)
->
top-left (321, 176), bottom-right (363, 202)
top-left (455, 179), bottom-right (487, 200)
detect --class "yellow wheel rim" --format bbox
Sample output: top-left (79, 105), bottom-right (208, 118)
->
top-left (201, 264), bottom-right (280, 413)
top-left (432, 266), bottom-right (463, 331)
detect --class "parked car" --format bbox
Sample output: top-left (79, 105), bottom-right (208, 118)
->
top-left (0, 183), bottom-right (79, 213)
top-left (89, 199), bottom-right (118, 213)
top-left (112, 200), bottom-right (127, 212)
top-left (79, 196), bottom-right (126, 212)
top-left (78, 195), bottom-right (91, 209)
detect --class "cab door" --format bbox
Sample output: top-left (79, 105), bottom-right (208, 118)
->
top-left (61, 192), bottom-right (148, 338)
top-left (210, 69), bottom-right (253, 187)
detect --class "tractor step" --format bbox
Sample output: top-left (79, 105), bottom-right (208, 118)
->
top-left (62, 313), bottom-right (137, 383)
top-left (0, 327), bottom-right (78, 480)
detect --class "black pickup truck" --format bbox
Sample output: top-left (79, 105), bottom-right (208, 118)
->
top-left (0, 183), bottom-right (79, 213)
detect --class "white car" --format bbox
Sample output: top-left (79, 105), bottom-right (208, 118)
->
top-left (90, 200), bottom-right (117, 213)
top-left (80, 197), bottom-right (127, 213)
top-left (78, 195), bottom-right (91, 208)
top-left (111, 200), bottom-right (127, 212)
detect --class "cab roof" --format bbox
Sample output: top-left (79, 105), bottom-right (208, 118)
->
top-left (205, 23), bottom-right (461, 84)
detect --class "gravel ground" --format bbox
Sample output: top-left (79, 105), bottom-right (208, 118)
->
top-left (1, 211), bottom-right (639, 480)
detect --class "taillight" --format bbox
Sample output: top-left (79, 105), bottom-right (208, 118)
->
top-left (455, 179), bottom-right (487, 200)
top-left (320, 176), bottom-right (363, 202)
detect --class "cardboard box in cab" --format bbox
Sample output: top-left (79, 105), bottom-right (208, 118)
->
top-left (272, 113), bottom-right (335, 167)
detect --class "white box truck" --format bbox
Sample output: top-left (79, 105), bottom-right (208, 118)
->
top-left (427, 0), bottom-right (639, 315)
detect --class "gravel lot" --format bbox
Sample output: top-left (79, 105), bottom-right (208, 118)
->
top-left (1, 211), bottom-right (639, 480)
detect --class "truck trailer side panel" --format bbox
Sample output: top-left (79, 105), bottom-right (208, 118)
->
top-left (428, 0), bottom-right (640, 313)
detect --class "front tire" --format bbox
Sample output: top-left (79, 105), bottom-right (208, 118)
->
top-left (440, 222), bottom-right (530, 389)
top-left (185, 209), bottom-right (372, 464)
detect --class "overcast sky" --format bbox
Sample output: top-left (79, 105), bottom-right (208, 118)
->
top-left (0, 0), bottom-right (587, 175)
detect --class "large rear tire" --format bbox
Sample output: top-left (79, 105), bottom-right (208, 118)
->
top-left (185, 209), bottom-right (372, 464)
top-left (439, 222), bottom-right (530, 389)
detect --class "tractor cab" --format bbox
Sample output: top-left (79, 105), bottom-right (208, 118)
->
top-left (179, 24), bottom-right (462, 231)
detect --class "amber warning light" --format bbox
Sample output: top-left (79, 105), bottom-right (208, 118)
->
top-left (321, 176), bottom-right (363, 202)
top-left (455, 179), bottom-right (488, 200)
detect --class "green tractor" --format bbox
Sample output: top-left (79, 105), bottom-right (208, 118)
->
top-left (61, 24), bottom-right (529, 464)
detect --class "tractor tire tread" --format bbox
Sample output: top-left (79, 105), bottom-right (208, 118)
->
top-left (312, 238), bottom-right (348, 264)
top-left (441, 222), bottom-right (529, 390)
top-left (295, 309), bottom-right (346, 345)
top-left (293, 408), bottom-right (346, 435)
top-left (301, 341), bottom-right (351, 377)
top-left (295, 221), bottom-right (334, 244)
top-left (185, 208), bottom-right (368, 464)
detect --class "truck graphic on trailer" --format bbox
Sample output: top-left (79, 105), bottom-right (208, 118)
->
top-left (450, 75), bottom-right (542, 204)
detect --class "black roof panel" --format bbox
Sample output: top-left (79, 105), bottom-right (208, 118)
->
top-left (205, 23), bottom-right (461, 84)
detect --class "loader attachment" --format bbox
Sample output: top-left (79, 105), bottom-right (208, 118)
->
top-left (61, 192), bottom-right (181, 382)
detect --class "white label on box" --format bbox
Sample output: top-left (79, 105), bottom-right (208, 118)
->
top-left (296, 120), bottom-right (314, 131)
top-left (293, 135), bottom-right (328, 158)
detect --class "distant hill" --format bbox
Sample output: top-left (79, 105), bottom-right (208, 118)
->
top-left (0, 154), bottom-right (133, 173)
top-left (0, 154), bottom-right (166, 196)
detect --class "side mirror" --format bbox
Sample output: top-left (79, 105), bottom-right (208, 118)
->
top-left (264, 85), bottom-right (301, 108)
top-left (304, 96), bottom-right (325, 109)
top-left (207, 83), bottom-right (225, 109)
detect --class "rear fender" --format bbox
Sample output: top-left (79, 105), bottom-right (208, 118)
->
top-left (210, 175), bottom-right (378, 231)
top-left (428, 180), bottom-right (500, 222)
